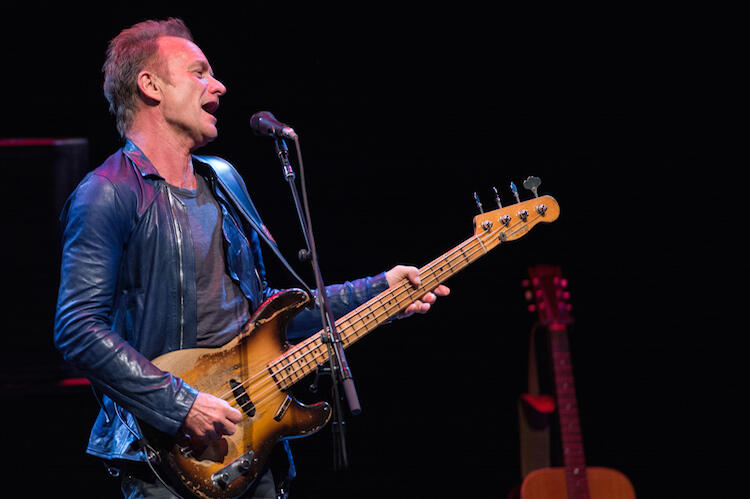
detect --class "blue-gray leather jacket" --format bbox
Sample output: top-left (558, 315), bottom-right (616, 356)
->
top-left (53, 140), bottom-right (388, 462)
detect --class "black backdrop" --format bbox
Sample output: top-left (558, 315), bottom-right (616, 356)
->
top-left (0, 3), bottom-right (741, 498)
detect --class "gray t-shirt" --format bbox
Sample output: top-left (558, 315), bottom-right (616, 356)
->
top-left (168, 174), bottom-right (249, 347)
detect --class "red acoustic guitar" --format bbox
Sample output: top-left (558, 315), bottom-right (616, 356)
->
top-left (520, 264), bottom-right (636, 499)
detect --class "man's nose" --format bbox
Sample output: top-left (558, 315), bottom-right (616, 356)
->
top-left (211, 76), bottom-right (226, 96)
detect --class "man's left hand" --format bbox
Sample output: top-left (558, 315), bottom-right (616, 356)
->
top-left (385, 265), bottom-right (451, 318)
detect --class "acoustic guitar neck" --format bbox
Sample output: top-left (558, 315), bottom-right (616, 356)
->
top-left (549, 322), bottom-right (589, 499)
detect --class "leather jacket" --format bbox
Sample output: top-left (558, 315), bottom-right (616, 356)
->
top-left (54, 140), bottom-right (388, 462)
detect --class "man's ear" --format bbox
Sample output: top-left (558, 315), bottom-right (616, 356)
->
top-left (137, 70), bottom-right (162, 103)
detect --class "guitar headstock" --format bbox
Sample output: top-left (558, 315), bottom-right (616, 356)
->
top-left (472, 177), bottom-right (560, 243)
top-left (523, 264), bottom-right (573, 328)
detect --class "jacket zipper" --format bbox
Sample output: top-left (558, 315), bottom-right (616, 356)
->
top-left (166, 187), bottom-right (185, 349)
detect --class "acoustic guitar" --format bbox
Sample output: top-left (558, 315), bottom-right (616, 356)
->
top-left (142, 185), bottom-right (560, 498)
top-left (520, 264), bottom-right (636, 499)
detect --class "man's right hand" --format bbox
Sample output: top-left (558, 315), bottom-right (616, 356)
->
top-left (182, 392), bottom-right (242, 441)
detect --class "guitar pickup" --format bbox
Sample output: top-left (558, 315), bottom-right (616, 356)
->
top-left (230, 379), bottom-right (256, 417)
top-left (211, 450), bottom-right (255, 490)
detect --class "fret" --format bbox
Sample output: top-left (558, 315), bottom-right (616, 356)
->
top-left (457, 245), bottom-right (472, 264)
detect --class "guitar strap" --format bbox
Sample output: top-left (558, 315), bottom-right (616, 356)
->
top-left (517, 322), bottom-right (553, 478)
top-left (193, 155), bottom-right (307, 497)
top-left (195, 155), bottom-right (314, 301)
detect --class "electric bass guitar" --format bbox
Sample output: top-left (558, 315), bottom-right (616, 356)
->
top-left (143, 183), bottom-right (560, 498)
top-left (519, 264), bottom-right (636, 499)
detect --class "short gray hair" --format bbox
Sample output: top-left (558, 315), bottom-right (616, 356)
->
top-left (102, 18), bottom-right (193, 137)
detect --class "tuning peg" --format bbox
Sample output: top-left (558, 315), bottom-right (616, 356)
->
top-left (473, 192), bottom-right (484, 213)
top-left (523, 176), bottom-right (542, 198)
top-left (492, 186), bottom-right (503, 208)
top-left (510, 181), bottom-right (521, 203)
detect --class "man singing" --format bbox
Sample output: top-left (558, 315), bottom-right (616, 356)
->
top-left (54, 17), bottom-right (449, 498)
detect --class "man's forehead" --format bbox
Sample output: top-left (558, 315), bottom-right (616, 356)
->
top-left (157, 36), bottom-right (208, 63)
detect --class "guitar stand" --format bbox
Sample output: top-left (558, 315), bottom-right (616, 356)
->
top-left (273, 136), bottom-right (361, 473)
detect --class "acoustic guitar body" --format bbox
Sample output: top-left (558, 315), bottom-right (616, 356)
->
top-left (520, 465), bottom-right (636, 498)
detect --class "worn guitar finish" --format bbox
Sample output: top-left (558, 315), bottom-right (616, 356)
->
top-left (145, 194), bottom-right (560, 498)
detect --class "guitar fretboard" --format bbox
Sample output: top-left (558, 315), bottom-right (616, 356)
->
top-left (549, 323), bottom-right (590, 499)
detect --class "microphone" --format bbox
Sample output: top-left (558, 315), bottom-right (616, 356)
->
top-left (250, 111), bottom-right (297, 140)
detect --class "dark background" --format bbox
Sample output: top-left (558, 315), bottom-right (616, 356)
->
top-left (0, 3), bottom-right (741, 498)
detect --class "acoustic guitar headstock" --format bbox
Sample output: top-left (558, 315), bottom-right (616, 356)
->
top-left (523, 264), bottom-right (573, 328)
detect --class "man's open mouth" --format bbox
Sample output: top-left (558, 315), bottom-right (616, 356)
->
top-left (202, 101), bottom-right (219, 114)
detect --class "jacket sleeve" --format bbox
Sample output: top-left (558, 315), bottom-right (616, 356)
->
top-left (53, 173), bottom-right (197, 436)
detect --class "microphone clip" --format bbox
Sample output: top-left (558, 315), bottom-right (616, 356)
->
top-left (273, 137), bottom-right (295, 181)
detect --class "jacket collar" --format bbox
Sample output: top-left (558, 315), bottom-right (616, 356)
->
top-left (123, 140), bottom-right (217, 187)
top-left (123, 139), bottom-right (164, 179)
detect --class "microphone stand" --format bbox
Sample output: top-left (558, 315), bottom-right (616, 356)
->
top-left (273, 137), bottom-right (360, 471)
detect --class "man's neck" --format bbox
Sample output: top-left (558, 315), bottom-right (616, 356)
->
top-left (127, 127), bottom-right (197, 190)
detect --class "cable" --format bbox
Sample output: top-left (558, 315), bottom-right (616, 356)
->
top-left (113, 403), bottom-right (187, 499)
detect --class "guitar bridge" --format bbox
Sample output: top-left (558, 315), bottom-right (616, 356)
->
top-left (211, 450), bottom-right (256, 490)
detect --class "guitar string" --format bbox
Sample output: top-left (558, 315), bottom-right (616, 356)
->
top-left (220, 252), bottom-right (475, 419)
top-left (213, 210), bottom-right (547, 417)
top-left (224, 237), bottom-right (543, 421)
top-left (212, 211), bottom-right (539, 417)
top-left (215, 253), bottom-right (461, 413)
top-left (212, 232), bottom-right (490, 416)
top-left (253, 208), bottom-right (545, 392)
top-left (211, 221), bottom-right (498, 406)
top-left (218, 211), bottom-right (546, 419)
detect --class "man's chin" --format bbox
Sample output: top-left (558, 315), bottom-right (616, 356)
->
top-left (191, 129), bottom-right (219, 150)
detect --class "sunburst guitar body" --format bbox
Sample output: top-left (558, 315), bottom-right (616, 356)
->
top-left (144, 290), bottom-right (329, 498)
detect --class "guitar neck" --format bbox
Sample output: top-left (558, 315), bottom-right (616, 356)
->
top-left (269, 193), bottom-right (559, 390)
top-left (271, 230), bottom-right (498, 389)
top-left (549, 323), bottom-right (590, 499)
